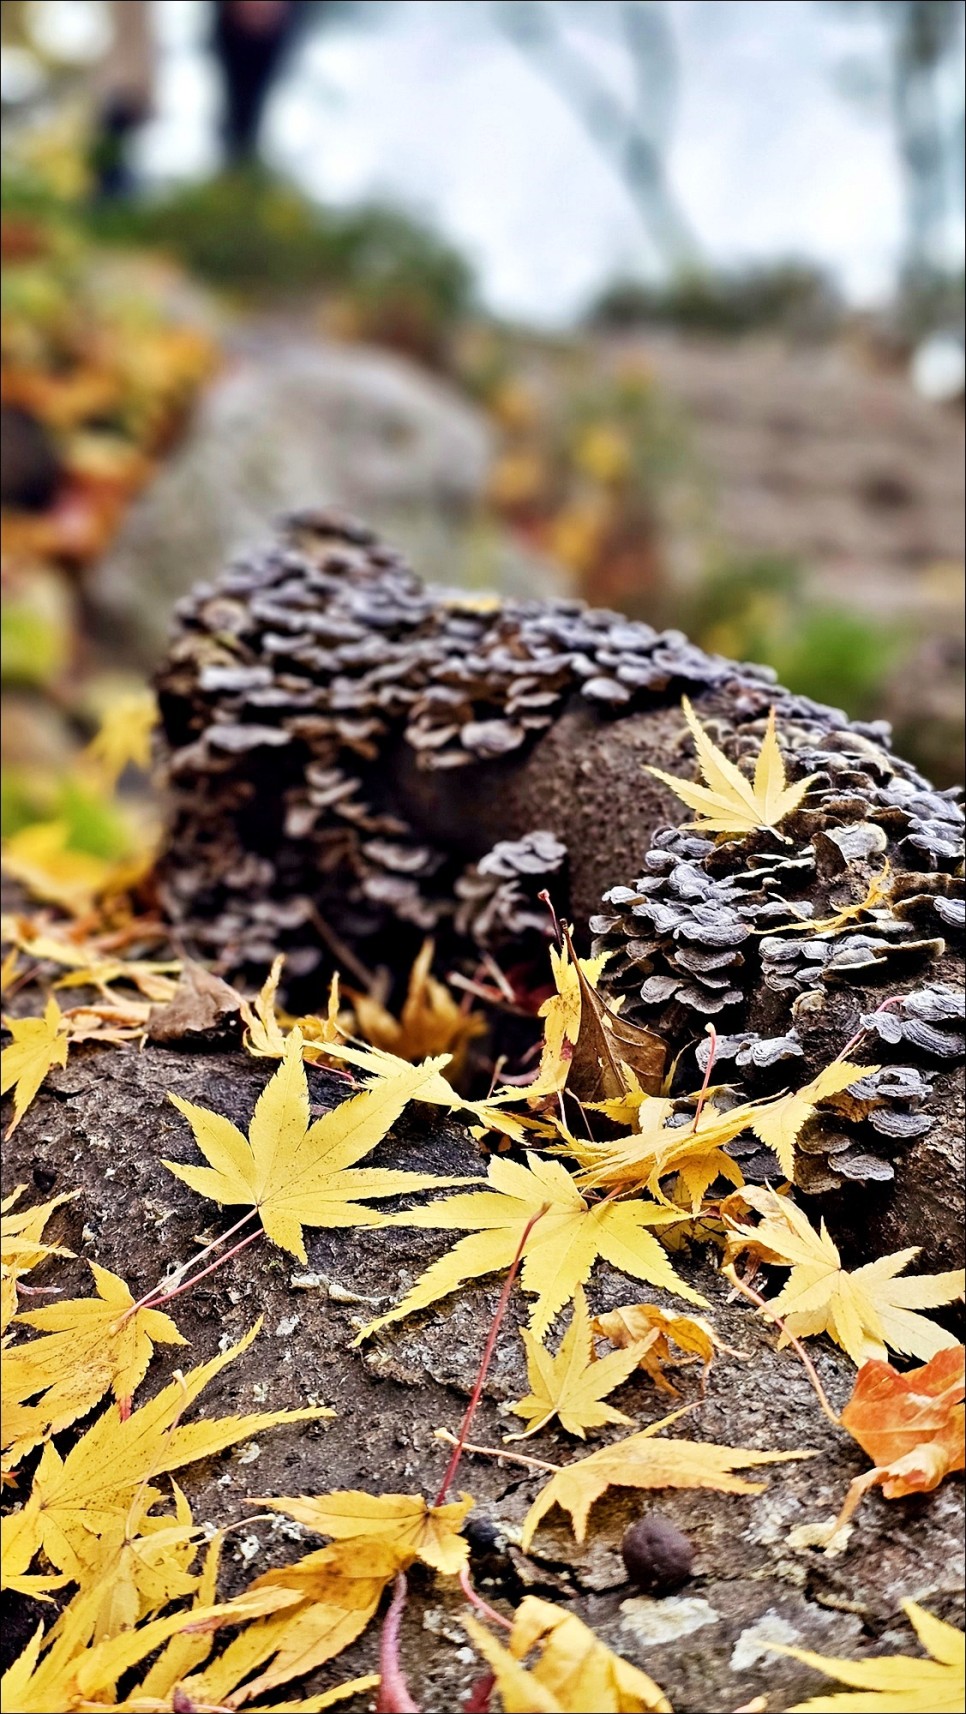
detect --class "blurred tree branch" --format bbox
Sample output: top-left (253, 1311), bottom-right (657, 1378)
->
top-left (494, 0), bottom-right (700, 273)
top-left (826, 0), bottom-right (965, 293)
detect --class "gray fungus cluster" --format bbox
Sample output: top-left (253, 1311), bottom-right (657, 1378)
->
top-left (156, 509), bottom-right (964, 1203)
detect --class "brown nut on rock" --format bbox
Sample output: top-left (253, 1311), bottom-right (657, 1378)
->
top-left (621, 1514), bottom-right (695, 1593)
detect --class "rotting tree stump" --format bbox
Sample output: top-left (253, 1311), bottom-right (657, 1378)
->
top-left (154, 509), bottom-right (964, 1270)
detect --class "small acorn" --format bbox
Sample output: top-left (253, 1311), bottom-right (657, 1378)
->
top-left (621, 1513), bottom-right (694, 1592)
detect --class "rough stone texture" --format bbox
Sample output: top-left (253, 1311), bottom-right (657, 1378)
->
top-left (662, 327), bottom-right (966, 788)
top-left (3, 1041), bottom-right (963, 1712)
top-left (88, 337), bottom-right (562, 667)
top-left (616, 330), bottom-right (964, 629)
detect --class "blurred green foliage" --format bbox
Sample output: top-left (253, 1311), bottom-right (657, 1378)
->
top-left (897, 265), bottom-right (966, 341)
top-left (1, 767), bottom-right (134, 852)
top-left (687, 553), bottom-right (903, 718)
top-left (587, 262), bottom-right (842, 339)
top-left (87, 168), bottom-right (474, 364)
top-left (0, 576), bottom-right (71, 690)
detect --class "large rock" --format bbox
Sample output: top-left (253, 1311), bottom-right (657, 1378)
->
top-left (89, 336), bottom-right (562, 666)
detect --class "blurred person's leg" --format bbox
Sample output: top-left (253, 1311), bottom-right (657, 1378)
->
top-left (212, 0), bottom-right (303, 163)
top-left (91, 0), bottom-right (155, 197)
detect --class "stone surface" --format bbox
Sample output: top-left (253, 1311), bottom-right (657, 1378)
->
top-left (2, 1039), bottom-right (963, 1711)
top-left (89, 335), bottom-right (562, 666)
top-left (622, 331), bottom-right (965, 606)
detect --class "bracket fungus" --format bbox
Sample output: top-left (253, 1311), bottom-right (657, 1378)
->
top-left (155, 510), bottom-right (964, 1262)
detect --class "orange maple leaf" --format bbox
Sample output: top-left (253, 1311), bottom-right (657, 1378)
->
top-left (833, 1344), bottom-right (965, 1535)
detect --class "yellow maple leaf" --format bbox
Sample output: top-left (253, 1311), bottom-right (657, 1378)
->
top-left (296, 974), bottom-right (346, 1060)
top-left (647, 699), bottom-right (815, 834)
top-left (242, 954), bottom-right (289, 1058)
top-left (509, 1284), bottom-right (648, 1438)
top-left (773, 1599), bottom-right (964, 1712)
top-left (3, 1261), bottom-right (186, 1466)
top-left (257, 1488), bottom-right (475, 1575)
top-left (192, 1538), bottom-right (404, 1708)
top-left (165, 1029), bottom-right (464, 1264)
top-left (461, 1618), bottom-right (564, 1714)
top-left (530, 940), bottom-right (609, 1097)
top-left (745, 1060), bottom-right (875, 1180)
top-left (763, 862), bottom-right (893, 939)
top-left (93, 1531), bottom-right (286, 1708)
top-left (1, 996), bottom-right (69, 1137)
top-left (358, 1151), bottom-right (704, 1344)
top-left (54, 954), bottom-right (180, 1006)
top-left (82, 691), bottom-right (156, 787)
top-left (517, 1595), bottom-right (669, 1711)
top-left (1, 1275), bottom-right (17, 1341)
top-left (101, 1516), bottom-right (376, 1713)
top-left (322, 1034), bottom-right (530, 1142)
top-left (726, 1186), bottom-right (965, 1367)
top-left (464, 1594), bottom-right (672, 1712)
top-left (0, 1321), bottom-right (330, 1588)
top-left (1, 1605), bottom-right (220, 1714)
top-left (117, 1530), bottom-right (226, 1705)
top-left (521, 1410), bottom-right (811, 1550)
top-left (1, 1186), bottom-right (76, 1341)
top-left (1, 1186), bottom-right (76, 1280)
top-left (593, 1302), bottom-right (730, 1395)
top-left (573, 1059), bottom-right (874, 1199)
top-left (0, 1577), bottom-right (295, 1714)
top-left (350, 939), bottom-right (486, 1079)
top-left (239, 1681), bottom-right (380, 1714)
top-left (77, 1484), bottom-right (202, 1644)
top-left (242, 956), bottom-right (344, 1062)
top-left (571, 1095), bottom-right (749, 1210)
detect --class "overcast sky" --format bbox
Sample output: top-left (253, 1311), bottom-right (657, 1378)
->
top-left (140, 0), bottom-right (959, 324)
